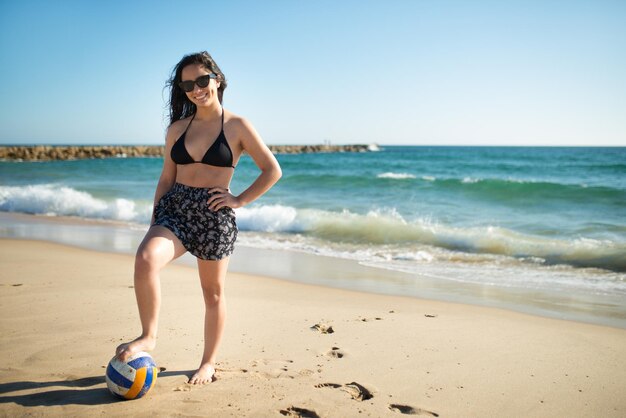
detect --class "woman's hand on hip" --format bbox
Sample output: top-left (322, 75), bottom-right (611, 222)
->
top-left (206, 187), bottom-right (242, 211)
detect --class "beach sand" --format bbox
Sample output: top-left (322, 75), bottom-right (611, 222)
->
top-left (1, 239), bottom-right (625, 417)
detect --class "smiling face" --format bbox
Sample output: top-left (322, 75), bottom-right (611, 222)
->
top-left (180, 63), bottom-right (221, 107)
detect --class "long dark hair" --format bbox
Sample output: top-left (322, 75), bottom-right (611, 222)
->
top-left (165, 51), bottom-right (227, 125)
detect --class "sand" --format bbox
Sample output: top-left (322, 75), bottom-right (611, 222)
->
top-left (0, 239), bottom-right (625, 417)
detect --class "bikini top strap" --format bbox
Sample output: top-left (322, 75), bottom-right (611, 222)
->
top-left (221, 106), bottom-right (235, 169)
top-left (185, 112), bottom-right (196, 132)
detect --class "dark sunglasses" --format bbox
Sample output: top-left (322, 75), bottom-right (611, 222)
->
top-left (178, 74), bottom-right (217, 92)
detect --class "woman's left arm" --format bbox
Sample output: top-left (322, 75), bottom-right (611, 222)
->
top-left (207, 117), bottom-right (282, 211)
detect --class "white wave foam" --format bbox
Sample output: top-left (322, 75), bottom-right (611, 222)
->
top-left (393, 251), bottom-right (435, 262)
top-left (2, 184), bottom-right (623, 271)
top-left (377, 172), bottom-right (416, 179)
top-left (0, 185), bottom-right (151, 223)
top-left (248, 206), bottom-right (626, 271)
top-left (462, 177), bottom-right (479, 183)
top-left (235, 205), bottom-right (302, 232)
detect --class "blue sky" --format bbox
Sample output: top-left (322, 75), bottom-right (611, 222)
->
top-left (0, 0), bottom-right (624, 146)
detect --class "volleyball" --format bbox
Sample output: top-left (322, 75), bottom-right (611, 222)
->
top-left (105, 351), bottom-right (158, 400)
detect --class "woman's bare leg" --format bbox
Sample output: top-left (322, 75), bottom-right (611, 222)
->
top-left (188, 256), bottom-right (230, 384)
top-left (115, 225), bottom-right (187, 361)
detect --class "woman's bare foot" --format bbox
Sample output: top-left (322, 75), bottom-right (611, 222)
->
top-left (115, 336), bottom-right (156, 361)
top-left (188, 363), bottom-right (216, 385)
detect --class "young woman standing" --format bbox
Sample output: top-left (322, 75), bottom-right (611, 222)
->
top-left (115, 51), bottom-right (282, 384)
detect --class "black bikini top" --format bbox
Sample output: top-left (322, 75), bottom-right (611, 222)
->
top-left (170, 109), bottom-right (235, 168)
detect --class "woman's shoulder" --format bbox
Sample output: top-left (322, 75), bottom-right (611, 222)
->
top-left (224, 109), bottom-right (255, 135)
top-left (168, 115), bottom-right (193, 130)
top-left (165, 116), bottom-right (192, 144)
top-left (167, 115), bottom-right (194, 133)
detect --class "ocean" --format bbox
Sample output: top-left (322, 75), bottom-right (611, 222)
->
top-left (1, 146), bottom-right (625, 306)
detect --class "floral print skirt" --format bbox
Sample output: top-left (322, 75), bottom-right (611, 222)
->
top-left (153, 182), bottom-right (238, 260)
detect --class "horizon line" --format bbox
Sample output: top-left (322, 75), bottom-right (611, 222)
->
top-left (1, 143), bottom-right (625, 148)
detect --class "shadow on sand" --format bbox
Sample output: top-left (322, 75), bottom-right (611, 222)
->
top-left (0, 370), bottom-right (193, 406)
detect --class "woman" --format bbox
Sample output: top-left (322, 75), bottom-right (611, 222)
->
top-left (115, 51), bottom-right (282, 385)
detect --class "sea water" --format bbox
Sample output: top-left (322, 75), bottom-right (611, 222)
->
top-left (1, 146), bottom-right (625, 302)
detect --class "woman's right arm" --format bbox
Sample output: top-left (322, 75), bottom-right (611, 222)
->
top-left (151, 125), bottom-right (179, 224)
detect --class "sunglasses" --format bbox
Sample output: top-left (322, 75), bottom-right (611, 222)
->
top-left (178, 74), bottom-right (217, 92)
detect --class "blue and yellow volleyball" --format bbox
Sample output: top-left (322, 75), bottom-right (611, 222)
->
top-left (105, 351), bottom-right (158, 400)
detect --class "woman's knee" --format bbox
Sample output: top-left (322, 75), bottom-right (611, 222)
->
top-left (201, 285), bottom-right (224, 307)
top-left (135, 245), bottom-right (163, 274)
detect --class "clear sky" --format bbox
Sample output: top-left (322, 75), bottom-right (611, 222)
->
top-left (1, 0), bottom-right (625, 146)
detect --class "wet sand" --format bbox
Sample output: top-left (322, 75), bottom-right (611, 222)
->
top-left (2, 212), bottom-right (625, 330)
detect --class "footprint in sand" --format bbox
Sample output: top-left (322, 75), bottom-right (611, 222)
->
top-left (389, 403), bottom-right (439, 416)
top-left (343, 382), bottom-right (373, 401)
top-left (315, 381), bottom-right (373, 401)
top-left (221, 367), bottom-right (249, 373)
top-left (315, 383), bottom-right (342, 389)
top-left (249, 359), bottom-right (297, 379)
top-left (324, 347), bottom-right (345, 358)
top-left (310, 323), bottom-right (334, 334)
top-left (279, 406), bottom-right (321, 418)
top-left (356, 316), bottom-right (383, 322)
top-left (210, 366), bottom-right (248, 378)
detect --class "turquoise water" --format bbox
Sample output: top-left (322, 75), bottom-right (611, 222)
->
top-left (1, 146), bottom-right (625, 296)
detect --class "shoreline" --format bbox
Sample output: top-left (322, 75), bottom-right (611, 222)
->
top-left (1, 211), bottom-right (625, 330)
top-left (0, 238), bottom-right (625, 417)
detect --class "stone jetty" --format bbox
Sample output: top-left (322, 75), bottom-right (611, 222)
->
top-left (0, 144), bottom-right (373, 161)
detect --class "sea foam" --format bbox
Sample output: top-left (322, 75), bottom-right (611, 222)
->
top-left (377, 172), bottom-right (417, 179)
top-left (0, 185), bottom-right (150, 223)
top-left (1, 184), bottom-right (624, 271)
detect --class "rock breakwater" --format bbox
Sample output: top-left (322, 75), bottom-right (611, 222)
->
top-left (0, 144), bottom-right (372, 161)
